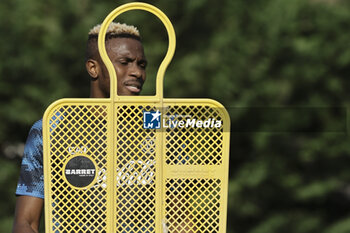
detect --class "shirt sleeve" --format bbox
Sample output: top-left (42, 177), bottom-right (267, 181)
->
top-left (15, 119), bottom-right (44, 199)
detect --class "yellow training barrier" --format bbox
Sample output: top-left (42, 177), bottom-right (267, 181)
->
top-left (44, 2), bottom-right (230, 232)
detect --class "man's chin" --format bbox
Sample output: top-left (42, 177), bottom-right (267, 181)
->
top-left (118, 89), bottom-right (142, 96)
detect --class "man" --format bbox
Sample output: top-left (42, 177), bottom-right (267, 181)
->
top-left (12, 22), bottom-right (147, 233)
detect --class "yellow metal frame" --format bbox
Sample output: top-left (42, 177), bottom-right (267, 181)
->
top-left (98, 2), bottom-right (175, 101)
top-left (44, 2), bottom-right (230, 233)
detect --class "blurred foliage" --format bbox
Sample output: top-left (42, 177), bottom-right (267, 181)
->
top-left (1, 0), bottom-right (350, 232)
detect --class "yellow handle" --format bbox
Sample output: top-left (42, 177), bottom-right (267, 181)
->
top-left (98, 2), bottom-right (176, 100)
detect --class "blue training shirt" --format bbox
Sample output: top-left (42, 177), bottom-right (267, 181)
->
top-left (16, 119), bottom-right (44, 199)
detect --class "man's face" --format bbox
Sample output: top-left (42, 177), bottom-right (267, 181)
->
top-left (99, 37), bottom-right (147, 96)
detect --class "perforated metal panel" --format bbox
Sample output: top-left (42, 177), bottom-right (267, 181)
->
top-left (165, 178), bottom-right (222, 232)
top-left (44, 3), bottom-right (230, 233)
top-left (115, 104), bottom-right (157, 232)
top-left (162, 103), bottom-right (227, 233)
top-left (164, 105), bottom-right (223, 166)
top-left (47, 104), bottom-right (109, 232)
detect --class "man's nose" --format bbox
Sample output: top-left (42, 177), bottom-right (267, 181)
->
top-left (129, 62), bottom-right (142, 78)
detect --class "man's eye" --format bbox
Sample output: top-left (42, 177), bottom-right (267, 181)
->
top-left (139, 62), bottom-right (147, 69)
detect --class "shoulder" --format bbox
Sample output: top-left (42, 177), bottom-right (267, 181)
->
top-left (26, 119), bottom-right (43, 143)
top-left (23, 119), bottom-right (43, 163)
top-left (16, 119), bottom-right (45, 198)
top-left (29, 119), bottom-right (43, 134)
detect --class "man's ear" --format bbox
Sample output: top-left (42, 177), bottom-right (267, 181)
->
top-left (86, 59), bottom-right (99, 79)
